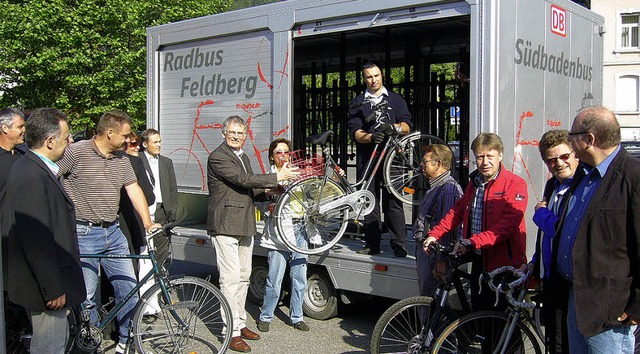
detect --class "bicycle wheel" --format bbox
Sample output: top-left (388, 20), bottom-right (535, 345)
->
top-left (634, 324), bottom-right (639, 354)
top-left (432, 311), bottom-right (543, 354)
top-left (274, 176), bottom-right (348, 255)
top-left (371, 296), bottom-right (450, 354)
top-left (131, 276), bottom-right (232, 353)
top-left (383, 133), bottom-right (448, 205)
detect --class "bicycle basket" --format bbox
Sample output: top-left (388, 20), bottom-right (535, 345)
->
top-left (289, 150), bottom-right (324, 180)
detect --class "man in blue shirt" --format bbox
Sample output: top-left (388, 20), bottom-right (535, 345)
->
top-left (555, 106), bottom-right (639, 353)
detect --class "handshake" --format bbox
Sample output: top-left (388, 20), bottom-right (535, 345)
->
top-left (372, 123), bottom-right (397, 144)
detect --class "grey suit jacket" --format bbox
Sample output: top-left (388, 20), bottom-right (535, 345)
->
top-left (142, 153), bottom-right (178, 221)
top-left (207, 142), bottom-right (277, 237)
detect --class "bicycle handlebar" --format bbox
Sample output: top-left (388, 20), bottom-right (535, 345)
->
top-left (480, 266), bottom-right (536, 310)
top-left (146, 208), bottom-right (187, 241)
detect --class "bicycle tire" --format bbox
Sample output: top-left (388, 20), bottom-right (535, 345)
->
top-left (371, 296), bottom-right (451, 354)
top-left (274, 176), bottom-right (348, 255)
top-left (635, 324), bottom-right (639, 354)
top-left (383, 133), bottom-right (448, 205)
top-left (432, 311), bottom-right (543, 354)
top-left (130, 276), bottom-right (232, 353)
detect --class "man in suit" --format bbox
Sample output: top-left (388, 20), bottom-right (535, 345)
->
top-left (556, 106), bottom-right (639, 353)
top-left (207, 115), bottom-right (298, 353)
top-left (4, 108), bottom-right (86, 353)
top-left (140, 128), bottom-right (178, 225)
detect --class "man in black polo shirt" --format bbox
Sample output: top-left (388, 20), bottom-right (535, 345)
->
top-left (348, 62), bottom-right (412, 257)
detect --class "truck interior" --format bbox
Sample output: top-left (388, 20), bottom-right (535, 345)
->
top-left (292, 14), bottom-right (472, 184)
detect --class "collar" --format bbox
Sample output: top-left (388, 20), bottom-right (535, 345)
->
top-left (473, 166), bottom-right (501, 186)
top-left (144, 150), bottom-right (159, 161)
top-left (89, 137), bottom-right (112, 159)
top-left (428, 171), bottom-right (451, 189)
top-left (31, 149), bottom-right (59, 175)
top-left (554, 177), bottom-right (574, 190)
top-left (584, 145), bottom-right (621, 178)
top-left (233, 149), bottom-right (244, 158)
top-left (364, 87), bottom-right (388, 99)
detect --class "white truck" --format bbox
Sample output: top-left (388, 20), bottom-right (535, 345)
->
top-left (146, 0), bottom-right (604, 319)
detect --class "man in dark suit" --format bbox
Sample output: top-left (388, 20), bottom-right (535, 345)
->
top-left (556, 106), bottom-right (639, 353)
top-left (4, 108), bottom-right (86, 353)
top-left (207, 115), bottom-right (298, 353)
top-left (140, 128), bottom-right (177, 225)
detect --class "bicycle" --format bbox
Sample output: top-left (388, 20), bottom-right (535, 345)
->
top-left (370, 242), bottom-right (473, 354)
top-left (64, 222), bottom-right (233, 353)
top-left (431, 266), bottom-right (544, 354)
top-left (274, 99), bottom-right (448, 255)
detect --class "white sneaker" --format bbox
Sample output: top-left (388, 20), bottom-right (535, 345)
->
top-left (115, 342), bottom-right (127, 354)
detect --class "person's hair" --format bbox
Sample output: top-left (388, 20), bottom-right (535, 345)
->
top-left (140, 128), bottom-right (159, 144)
top-left (538, 129), bottom-right (570, 158)
top-left (361, 61), bottom-right (380, 76)
top-left (96, 110), bottom-right (133, 135)
top-left (424, 143), bottom-right (453, 170)
top-left (471, 132), bottom-right (504, 154)
top-left (25, 108), bottom-right (67, 149)
top-left (0, 107), bottom-right (24, 130)
top-left (127, 132), bottom-right (140, 143)
top-left (268, 138), bottom-right (292, 165)
top-left (222, 116), bottom-right (247, 134)
top-left (576, 106), bottom-right (620, 149)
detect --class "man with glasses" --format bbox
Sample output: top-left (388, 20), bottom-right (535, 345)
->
top-left (527, 129), bottom-right (578, 353)
top-left (554, 107), bottom-right (638, 353)
top-left (425, 132), bottom-right (528, 310)
top-left (207, 116), bottom-right (298, 353)
top-left (413, 144), bottom-right (462, 297)
top-left (348, 61), bottom-right (412, 257)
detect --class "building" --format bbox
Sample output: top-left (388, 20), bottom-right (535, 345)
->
top-left (592, 0), bottom-right (640, 140)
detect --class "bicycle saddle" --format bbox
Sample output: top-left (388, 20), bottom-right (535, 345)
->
top-left (307, 130), bottom-right (333, 145)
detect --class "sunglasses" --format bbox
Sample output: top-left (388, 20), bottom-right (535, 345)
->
top-left (128, 141), bottom-right (139, 147)
top-left (545, 151), bottom-right (573, 165)
top-left (274, 150), bottom-right (290, 156)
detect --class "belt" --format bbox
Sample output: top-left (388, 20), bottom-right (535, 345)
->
top-left (76, 219), bottom-right (118, 228)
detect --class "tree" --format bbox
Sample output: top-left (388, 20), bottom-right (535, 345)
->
top-left (0, 0), bottom-right (232, 131)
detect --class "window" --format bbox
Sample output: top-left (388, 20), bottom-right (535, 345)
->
top-left (620, 13), bottom-right (639, 50)
top-left (616, 74), bottom-right (639, 112)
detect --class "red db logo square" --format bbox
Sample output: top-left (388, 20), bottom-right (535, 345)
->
top-left (551, 5), bottom-right (567, 37)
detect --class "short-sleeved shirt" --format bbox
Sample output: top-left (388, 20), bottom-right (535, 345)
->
top-left (57, 138), bottom-right (136, 223)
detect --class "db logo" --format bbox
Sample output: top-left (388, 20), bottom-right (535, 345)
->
top-left (551, 5), bottom-right (567, 37)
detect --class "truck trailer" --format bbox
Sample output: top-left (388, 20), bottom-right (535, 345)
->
top-left (146, 0), bottom-right (603, 319)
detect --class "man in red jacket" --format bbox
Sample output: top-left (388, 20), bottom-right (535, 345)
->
top-left (424, 132), bottom-right (528, 310)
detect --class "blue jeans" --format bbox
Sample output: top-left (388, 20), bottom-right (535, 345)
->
top-left (77, 223), bottom-right (138, 344)
top-left (567, 287), bottom-right (637, 353)
top-left (260, 226), bottom-right (308, 324)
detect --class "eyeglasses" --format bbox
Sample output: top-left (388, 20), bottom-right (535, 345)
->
top-left (568, 131), bottom-right (587, 136)
top-left (128, 141), bottom-right (139, 147)
top-left (545, 151), bottom-right (574, 165)
top-left (274, 150), bottom-right (290, 156)
top-left (225, 131), bottom-right (246, 138)
top-left (421, 159), bottom-right (435, 166)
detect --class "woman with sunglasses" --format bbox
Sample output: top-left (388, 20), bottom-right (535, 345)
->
top-left (256, 138), bottom-right (311, 333)
top-left (526, 129), bottom-right (579, 354)
top-left (126, 133), bottom-right (141, 156)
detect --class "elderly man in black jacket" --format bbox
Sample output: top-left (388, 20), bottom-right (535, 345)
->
top-left (5, 108), bottom-right (86, 354)
top-left (556, 106), bottom-right (639, 353)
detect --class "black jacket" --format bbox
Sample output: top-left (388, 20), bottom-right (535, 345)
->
top-left (5, 151), bottom-right (86, 310)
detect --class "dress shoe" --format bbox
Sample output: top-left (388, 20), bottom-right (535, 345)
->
top-left (229, 337), bottom-right (251, 352)
top-left (257, 320), bottom-right (270, 332)
top-left (356, 246), bottom-right (380, 255)
top-left (391, 242), bottom-right (408, 257)
top-left (240, 327), bottom-right (261, 340)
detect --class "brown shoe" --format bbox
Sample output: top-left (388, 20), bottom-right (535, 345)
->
top-left (240, 327), bottom-right (261, 340)
top-left (230, 337), bottom-right (251, 352)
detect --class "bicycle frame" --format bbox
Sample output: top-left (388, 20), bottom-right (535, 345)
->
top-left (77, 248), bottom-right (189, 334)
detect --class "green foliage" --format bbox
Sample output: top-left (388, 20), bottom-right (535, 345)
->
top-left (0, 0), bottom-right (232, 131)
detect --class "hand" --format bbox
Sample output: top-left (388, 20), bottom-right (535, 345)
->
top-left (146, 223), bottom-right (162, 235)
top-left (535, 198), bottom-right (547, 211)
top-left (46, 294), bottom-right (66, 310)
top-left (372, 131), bottom-right (385, 144)
top-left (423, 236), bottom-right (437, 254)
top-left (453, 238), bottom-right (473, 256)
top-left (617, 312), bottom-right (639, 326)
top-left (276, 162), bottom-right (300, 182)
